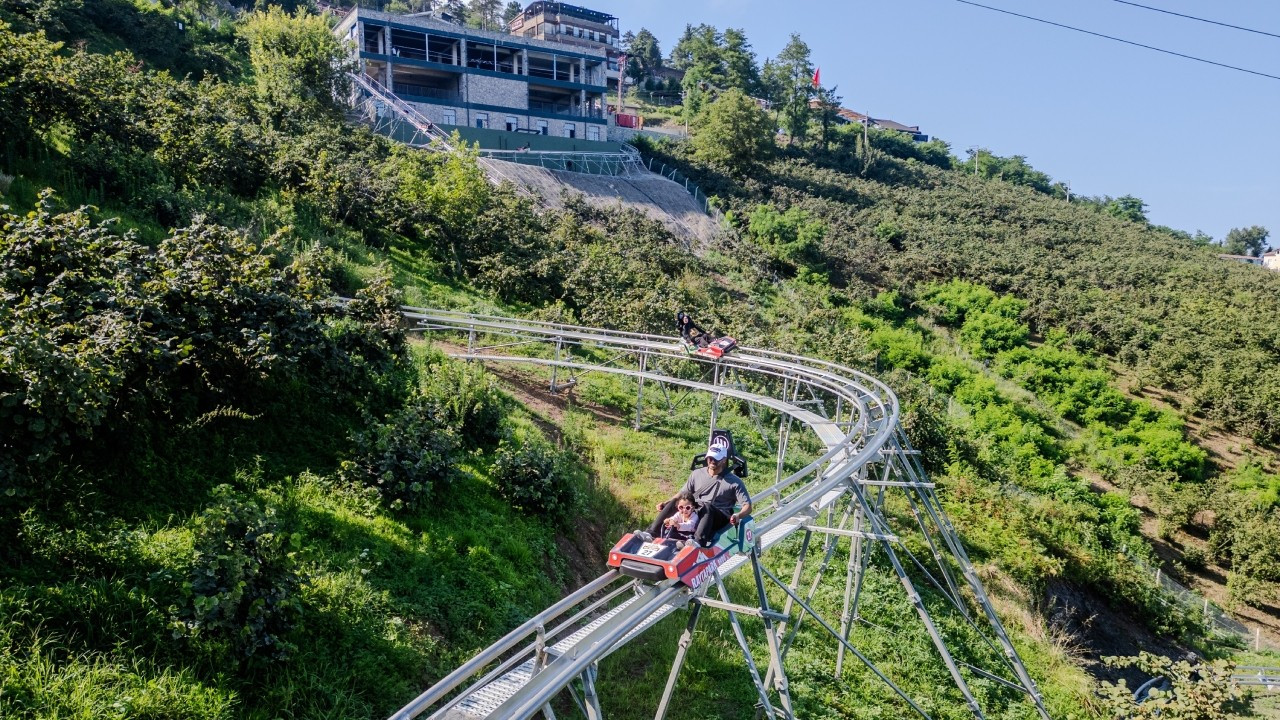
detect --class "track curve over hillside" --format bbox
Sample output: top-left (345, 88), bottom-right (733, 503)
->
top-left (391, 308), bottom-right (1051, 720)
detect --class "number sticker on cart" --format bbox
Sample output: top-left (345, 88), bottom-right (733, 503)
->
top-left (637, 542), bottom-right (663, 557)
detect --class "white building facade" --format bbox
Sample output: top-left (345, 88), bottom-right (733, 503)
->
top-left (336, 8), bottom-right (610, 140)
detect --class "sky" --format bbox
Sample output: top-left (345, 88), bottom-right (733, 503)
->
top-left (587, 0), bottom-right (1280, 243)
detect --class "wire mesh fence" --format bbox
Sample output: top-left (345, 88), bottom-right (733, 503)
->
top-left (1126, 550), bottom-right (1280, 652)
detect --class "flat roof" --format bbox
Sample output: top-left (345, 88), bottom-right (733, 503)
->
top-left (348, 8), bottom-right (607, 60)
top-left (519, 1), bottom-right (616, 25)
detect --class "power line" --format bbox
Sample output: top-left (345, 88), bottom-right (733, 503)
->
top-left (952, 0), bottom-right (1280, 82)
top-left (1112, 0), bottom-right (1280, 41)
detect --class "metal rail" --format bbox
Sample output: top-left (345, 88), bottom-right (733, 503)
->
top-left (391, 307), bottom-right (1051, 720)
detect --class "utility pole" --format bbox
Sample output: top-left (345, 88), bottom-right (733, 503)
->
top-left (682, 91), bottom-right (689, 138)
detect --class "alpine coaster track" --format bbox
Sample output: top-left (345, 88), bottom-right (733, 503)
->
top-left (390, 307), bottom-right (1053, 720)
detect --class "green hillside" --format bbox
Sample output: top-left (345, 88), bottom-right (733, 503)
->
top-left (2, 3), bottom-right (1276, 718)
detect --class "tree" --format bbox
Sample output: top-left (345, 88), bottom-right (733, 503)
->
top-left (674, 25), bottom-right (727, 119)
top-left (814, 84), bottom-right (842, 149)
top-left (762, 34), bottom-right (813, 144)
top-left (721, 28), bottom-right (760, 94)
top-left (1221, 225), bottom-right (1269, 257)
top-left (627, 28), bottom-right (662, 80)
top-left (501, 0), bottom-right (522, 25)
top-left (467, 0), bottom-right (501, 30)
top-left (666, 24), bottom-right (700, 70)
top-left (1104, 194), bottom-right (1148, 224)
top-left (238, 8), bottom-right (351, 125)
top-left (691, 88), bottom-right (772, 175)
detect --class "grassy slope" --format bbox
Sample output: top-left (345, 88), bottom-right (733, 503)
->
top-left (4, 8), bottom-right (1275, 719)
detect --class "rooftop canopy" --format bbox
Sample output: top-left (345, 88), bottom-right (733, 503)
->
top-left (519, 1), bottom-right (616, 25)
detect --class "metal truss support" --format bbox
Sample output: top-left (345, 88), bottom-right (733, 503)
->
top-left (780, 503), bottom-right (851, 659)
top-left (580, 663), bottom-right (603, 720)
top-left (549, 336), bottom-right (563, 393)
top-left (714, 573), bottom-right (780, 720)
top-left (848, 484), bottom-right (987, 719)
top-left (750, 548), bottom-right (796, 718)
top-left (635, 351), bottom-right (647, 430)
top-left (654, 603), bottom-right (703, 720)
top-left (892, 432), bottom-right (1051, 720)
top-left (758, 564), bottom-right (932, 719)
top-left (836, 493), bottom-right (865, 677)
top-left (757, 524), bottom-right (815, 715)
top-left (728, 369), bottom-right (773, 452)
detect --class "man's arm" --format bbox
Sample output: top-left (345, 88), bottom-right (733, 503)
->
top-left (729, 482), bottom-right (752, 524)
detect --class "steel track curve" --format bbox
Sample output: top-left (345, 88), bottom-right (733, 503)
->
top-left (390, 307), bottom-right (1051, 720)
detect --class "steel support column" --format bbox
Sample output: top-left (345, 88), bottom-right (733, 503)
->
top-left (654, 602), bottom-right (702, 720)
top-left (635, 351), bottom-right (647, 430)
top-left (715, 574), bottom-right (778, 720)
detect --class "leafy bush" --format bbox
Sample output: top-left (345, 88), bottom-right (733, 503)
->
top-left (921, 280), bottom-right (996, 326)
top-left (173, 488), bottom-right (304, 660)
top-left (490, 439), bottom-right (579, 519)
top-left (958, 311), bottom-right (1028, 358)
top-left (745, 204), bottom-right (825, 274)
top-left (0, 197), bottom-right (410, 489)
top-left (1098, 653), bottom-right (1246, 719)
top-left (1181, 544), bottom-right (1208, 570)
top-left (342, 395), bottom-right (458, 511)
top-left (691, 88), bottom-right (774, 175)
top-left (422, 359), bottom-right (509, 449)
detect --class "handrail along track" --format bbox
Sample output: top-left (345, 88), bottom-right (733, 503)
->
top-left (392, 307), bottom-right (1051, 720)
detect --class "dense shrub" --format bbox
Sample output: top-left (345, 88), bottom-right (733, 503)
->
top-left (921, 280), bottom-right (996, 326)
top-left (958, 311), bottom-right (1029, 358)
top-left (422, 360), bottom-right (509, 449)
top-left (745, 204), bottom-right (825, 274)
top-left (0, 196), bottom-right (411, 491)
top-left (173, 488), bottom-right (304, 660)
top-left (342, 395), bottom-right (458, 511)
top-left (490, 439), bottom-right (579, 519)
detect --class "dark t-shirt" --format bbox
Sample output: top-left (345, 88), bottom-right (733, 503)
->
top-left (683, 466), bottom-right (750, 514)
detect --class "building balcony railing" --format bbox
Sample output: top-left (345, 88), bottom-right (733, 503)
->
top-left (466, 58), bottom-right (518, 74)
top-left (528, 100), bottom-right (603, 118)
top-left (394, 82), bottom-right (461, 102)
top-left (388, 46), bottom-right (458, 65)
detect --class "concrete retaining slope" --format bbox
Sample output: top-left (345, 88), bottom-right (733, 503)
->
top-left (487, 159), bottom-right (719, 245)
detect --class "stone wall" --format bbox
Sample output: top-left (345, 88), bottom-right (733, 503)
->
top-left (463, 75), bottom-right (529, 110)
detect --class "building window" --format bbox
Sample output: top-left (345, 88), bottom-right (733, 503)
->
top-left (442, 109), bottom-right (456, 125)
top-left (536, 120), bottom-right (548, 135)
top-left (475, 112), bottom-right (488, 129)
top-left (587, 125), bottom-right (599, 141)
top-left (506, 116), bottom-right (518, 132)
top-left (562, 123), bottom-right (576, 138)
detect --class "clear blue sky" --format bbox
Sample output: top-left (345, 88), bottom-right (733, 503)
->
top-left (590, 0), bottom-right (1280, 243)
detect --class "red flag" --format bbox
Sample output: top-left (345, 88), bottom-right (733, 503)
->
top-left (812, 67), bottom-right (820, 87)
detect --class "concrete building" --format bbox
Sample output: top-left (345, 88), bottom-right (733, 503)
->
top-left (1217, 253), bottom-right (1264, 267)
top-left (337, 8), bottom-right (610, 142)
top-left (507, 2), bottom-right (622, 93)
top-left (1262, 250), bottom-right (1280, 272)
